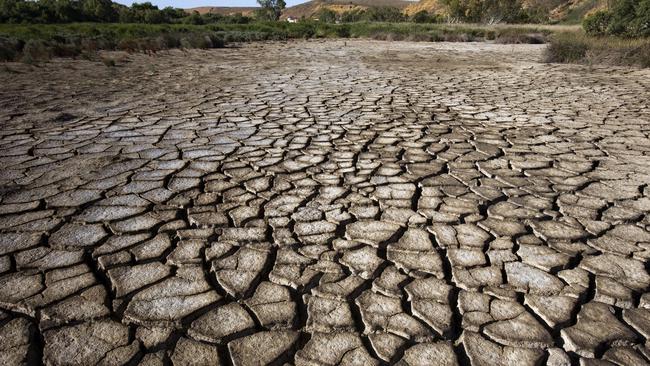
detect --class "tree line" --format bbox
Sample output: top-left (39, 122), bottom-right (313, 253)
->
top-left (441, 0), bottom-right (533, 24)
top-left (1, 0), bottom-right (648, 31)
top-left (315, 0), bottom-right (547, 24)
top-left (0, 0), bottom-right (256, 24)
top-left (0, 0), bottom-right (541, 25)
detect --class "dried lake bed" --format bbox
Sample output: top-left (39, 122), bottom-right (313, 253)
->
top-left (1, 40), bottom-right (649, 365)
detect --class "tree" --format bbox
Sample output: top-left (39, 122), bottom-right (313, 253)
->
top-left (184, 11), bottom-right (203, 25)
top-left (440, 0), bottom-right (529, 24)
top-left (256, 0), bottom-right (285, 21)
top-left (340, 8), bottom-right (364, 22)
top-left (483, 0), bottom-right (528, 23)
top-left (442, 0), bottom-right (466, 22)
top-left (0, 0), bottom-right (264, 24)
top-left (411, 10), bottom-right (433, 23)
top-left (583, 0), bottom-right (650, 37)
top-left (161, 6), bottom-right (187, 21)
top-left (362, 6), bottom-right (404, 22)
top-left (81, 0), bottom-right (117, 22)
top-left (632, 0), bottom-right (650, 36)
top-left (583, 10), bottom-right (612, 36)
top-left (0, 0), bottom-right (18, 22)
top-left (316, 8), bottom-right (336, 23)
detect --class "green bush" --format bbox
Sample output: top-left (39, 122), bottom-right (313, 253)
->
top-left (22, 39), bottom-right (51, 61)
top-left (440, 0), bottom-right (532, 24)
top-left (411, 11), bottom-right (430, 24)
top-left (336, 24), bottom-right (351, 38)
top-left (207, 34), bottom-right (225, 48)
top-left (285, 22), bottom-right (315, 38)
top-left (364, 7), bottom-right (405, 22)
top-left (630, 0), bottom-right (650, 37)
top-left (0, 36), bottom-right (23, 61)
top-left (0, 21), bottom-right (558, 62)
top-left (583, 10), bottom-right (612, 36)
top-left (410, 11), bottom-right (442, 24)
top-left (315, 8), bottom-right (337, 23)
top-left (0, 0), bottom-right (252, 25)
top-left (583, 0), bottom-right (650, 38)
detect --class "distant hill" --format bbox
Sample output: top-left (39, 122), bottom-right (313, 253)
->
top-left (404, 0), bottom-right (445, 16)
top-left (187, 0), bottom-right (606, 23)
top-left (188, 1), bottom-right (417, 19)
top-left (545, 0), bottom-right (606, 22)
top-left (404, 0), bottom-right (606, 22)
top-left (281, 0), bottom-right (417, 19)
top-left (186, 7), bottom-right (258, 16)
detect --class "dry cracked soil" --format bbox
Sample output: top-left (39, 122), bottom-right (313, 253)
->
top-left (0, 39), bottom-right (649, 366)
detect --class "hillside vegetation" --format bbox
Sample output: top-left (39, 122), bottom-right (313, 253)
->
top-left (582, 0), bottom-right (650, 37)
top-left (0, 0), bottom-right (647, 68)
top-left (404, 0), bottom-right (447, 16)
top-left (403, 0), bottom-right (607, 22)
top-left (282, 0), bottom-right (414, 19)
top-left (546, 31), bottom-right (650, 67)
top-left (547, 0), bottom-right (606, 23)
top-left (544, 0), bottom-right (650, 67)
top-left (188, 7), bottom-right (257, 16)
top-left (0, 20), bottom-right (556, 63)
top-left (191, 0), bottom-right (605, 24)
top-left (0, 0), bottom-right (613, 26)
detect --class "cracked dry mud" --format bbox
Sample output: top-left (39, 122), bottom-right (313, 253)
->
top-left (0, 40), bottom-right (649, 366)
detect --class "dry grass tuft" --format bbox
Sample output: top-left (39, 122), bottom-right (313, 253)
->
top-left (546, 32), bottom-right (650, 68)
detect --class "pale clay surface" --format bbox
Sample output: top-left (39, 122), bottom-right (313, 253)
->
top-left (0, 40), bottom-right (649, 365)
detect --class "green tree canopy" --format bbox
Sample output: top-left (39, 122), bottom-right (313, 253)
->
top-left (583, 0), bottom-right (650, 37)
top-left (316, 8), bottom-right (336, 23)
top-left (256, 0), bottom-right (285, 21)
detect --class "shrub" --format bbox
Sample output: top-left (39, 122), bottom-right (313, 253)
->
top-left (545, 32), bottom-right (588, 63)
top-left (184, 12), bottom-right (204, 25)
top-left (495, 28), bottom-right (548, 44)
top-left (0, 21), bottom-right (557, 61)
top-left (179, 35), bottom-right (213, 49)
top-left (362, 7), bottom-right (405, 22)
top-left (207, 34), bottom-right (225, 48)
top-left (407, 32), bottom-right (434, 42)
top-left (116, 38), bottom-right (140, 51)
top-left (0, 37), bottom-right (23, 61)
top-left (630, 0), bottom-right (650, 37)
top-left (583, 10), bottom-right (612, 36)
top-left (50, 43), bottom-right (81, 57)
top-left (583, 0), bottom-right (650, 38)
top-left (546, 31), bottom-right (650, 68)
top-left (158, 34), bottom-right (180, 48)
top-left (285, 22), bottom-right (315, 38)
top-left (336, 25), bottom-right (351, 38)
top-left (495, 32), bottom-right (545, 44)
top-left (138, 37), bottom-right (165, 52)
top-left (411, 11), bottom-right (433, 24)
top-left (101, 57), bottom-right (116, 66)
top-left (440, 0), bottom-right (532, 24)
top-left (316, 8), bottom-right (337, 23)
top-left (22, 39), bottom-right (51, 61)
top-left (179, 37), bottom-right (193, 49)
top-left (80, 37), bottom-right (102, 51)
